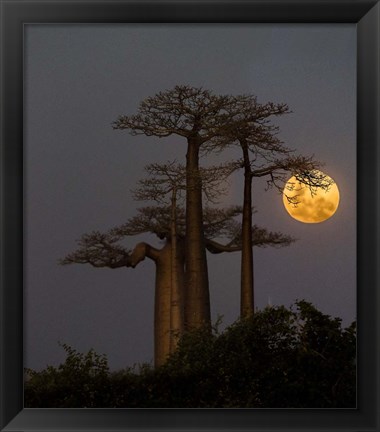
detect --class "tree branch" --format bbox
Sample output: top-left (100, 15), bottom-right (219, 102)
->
top-left (128, 242), bottom-right (160, 267)
top-left (60, 231), bottom-right (131, 269)
top-left (205, 225), bottom-right (295, 254)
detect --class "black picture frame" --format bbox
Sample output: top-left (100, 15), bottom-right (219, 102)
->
top-left (1, 1), bottom-right (379, 431)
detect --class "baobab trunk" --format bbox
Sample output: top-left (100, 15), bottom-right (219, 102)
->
top-left (129, 241), bottom-right (185, 367)
top-left (153, 244), bottom-right (172, 367)
top-left (241, 141), bottom-right (254, 318)
top-left (184, 138), bottom-right (211, 330)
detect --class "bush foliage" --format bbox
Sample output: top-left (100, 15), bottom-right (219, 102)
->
top-left (25, 301), bottom-right (356, 408)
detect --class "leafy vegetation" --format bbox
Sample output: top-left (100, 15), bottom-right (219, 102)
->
top-left (25, 301), bottom-right (356, 408)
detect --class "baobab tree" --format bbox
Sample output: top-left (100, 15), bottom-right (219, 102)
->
top-left (60, 205), bottom-right (228, 366)
top-left (60, 207), bottom-right (183, 368)
top-left (133, 162), bottom-right (186, 351)
top-left (112, 86), bottom-right (318, 327)
top-left (113, 85), bottom-right (266, 330)
top-left (207, 96), bottom-right (334, 319)
top-left (132, 160), bottom-right (234, 348)
top-left (61, 205), bottom-right (294, 367)
top-left (61, 158), bottom-right (235, 367)
top-left (62, 85), bottom-right (328, 366)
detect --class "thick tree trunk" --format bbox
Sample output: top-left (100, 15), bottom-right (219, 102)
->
top-left (241, 142), bottom-right (254, 318)
top-left (184, 138), bottom-right (211, 330)
top-left (129, 241), bottom-right (185, 367)
top-left (154, 243), bottom-right (173, 367)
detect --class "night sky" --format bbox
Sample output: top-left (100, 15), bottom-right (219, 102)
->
top-left (24, 24), bottom-right (356, 371)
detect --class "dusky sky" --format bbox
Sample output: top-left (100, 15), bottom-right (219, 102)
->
top-left (24, 24), bottom-right (356, 370)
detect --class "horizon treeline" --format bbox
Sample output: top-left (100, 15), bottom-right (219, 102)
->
top-left (25, 301), bottom-right (356, 408)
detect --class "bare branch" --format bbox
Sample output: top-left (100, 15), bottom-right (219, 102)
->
top-left (128, 242), bottom-right (161, 267)
top-left (132, 160), bottom-right (236, 206)
top-left (60, 231), bottom-right (131, 268)
top-left (205, 224), bottom-right (295, 254)
top-left (112, 85), bottom-right (247, 142)
top-left (110, 206), bottom-right (186, 239)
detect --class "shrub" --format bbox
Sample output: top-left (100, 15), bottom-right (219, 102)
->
top-left (25, 301), bottom-right (356, 408)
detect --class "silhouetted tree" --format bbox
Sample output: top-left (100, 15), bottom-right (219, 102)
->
top-left (133, 162), bottom-right (186, 353)
top-left (209, 96), bottom-right (334, 318)
top-left (112, 86), bottom-right (332, 325)
top-left (61, 206), bottom-right (183, 368)
top-left (132, 160), bottom-right (235, 348)
top-left (113, 86), bottom-right (271, 329)
top-left (61, 205), bottom-right (293, 367)
top-left (63, 86), bottom-right (332, 366)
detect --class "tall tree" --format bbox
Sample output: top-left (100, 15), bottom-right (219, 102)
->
top-left (61, 153), bottom-right (237, 368)
top-left (113, 86), bottom-right (255, 330)
top-left (61, 207), bottom-right (184, 368)
top-left (211, 96), bottom-right (334, 318)
top-left (133, 162), bottom-right (186, 352)
top-left (132, 160), bottom-right (234, 351)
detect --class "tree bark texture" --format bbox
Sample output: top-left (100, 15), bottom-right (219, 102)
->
top-left (129, 241), bottom-right (185, 367)
top-left (185, 139), bottom-right (211, 330)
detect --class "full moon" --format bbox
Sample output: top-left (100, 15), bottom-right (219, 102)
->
top-left (282, 171), bottom-right (340, 223)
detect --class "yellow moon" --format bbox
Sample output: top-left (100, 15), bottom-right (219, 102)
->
top-left (282, 171), bottom-right (340, 223)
